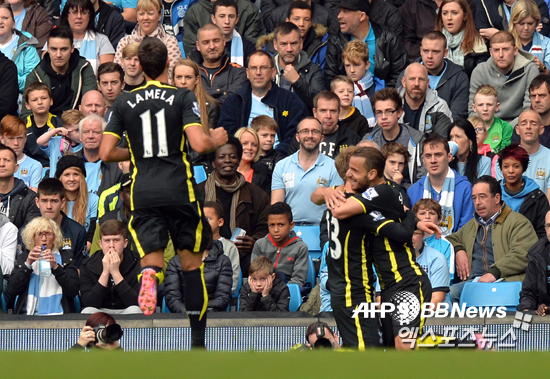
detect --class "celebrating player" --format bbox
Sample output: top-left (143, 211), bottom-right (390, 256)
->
top-left (99, 37), bottom-right (228, 349)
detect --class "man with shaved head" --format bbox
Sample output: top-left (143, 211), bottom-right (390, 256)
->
top-left (190, 23), bottom-right (247, 106)
top-left (398, 62), bottom-right (453, 137)
top-left (496, 109), bottom-right (550, 200)
top-left (79, 90), bottom-right (108, 118)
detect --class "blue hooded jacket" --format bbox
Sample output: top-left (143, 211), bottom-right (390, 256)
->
top-left (502, 176), bottom-right (541, 212)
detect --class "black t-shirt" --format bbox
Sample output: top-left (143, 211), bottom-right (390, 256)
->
top-left (217, 186), bottom-right (234, 239)
top-left (106, 81), bottom-right (202, 210)
top-left (123, 78), bottom-right (147, 92)
top-left (403, 101), bottom-right (423, 131)
top-left (203, 66), bottom-right (220, 80)
top-left (319, 131), bottom-right (339, 158)
top-left (162, 0), bottom-right (175, 36)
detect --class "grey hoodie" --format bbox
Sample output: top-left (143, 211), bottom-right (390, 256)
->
top-left (251, 230), bottom-right (309, 287)
top-left (398, 86), bottom-right (454, 137)
top-left (468, 50), bottom-right (539, 127)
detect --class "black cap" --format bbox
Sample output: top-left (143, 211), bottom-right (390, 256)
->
top-left (120, 173), bottom-right (132, 188)
top-left (338, 0), bottom-right (372, 14)
top-left (55, 155), bottom-right (87, 179)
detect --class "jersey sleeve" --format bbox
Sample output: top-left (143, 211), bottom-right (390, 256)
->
top-left (104, 100), bottom-right (125, 139)
top-left (180, 90), bottom-right (202, 130)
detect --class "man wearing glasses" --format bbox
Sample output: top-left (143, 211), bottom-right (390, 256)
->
top-left (218, 50), bottom-right (309, 155)
top-left (271, 117), bottom-right (343, 225)
top-left (364, 87), bottom-right (426, 184)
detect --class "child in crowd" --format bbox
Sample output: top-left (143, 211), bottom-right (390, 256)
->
top-left (470, 114), bottom-right (498, 177)
top-left (250, 115), bottom-right (284, 172)
top-left (22, 82), bottom-right (63, 168)
top-left (411, 229), bottom-right (450, 306)
top-left (380, 142), bottom-right (412, 207)
top-left (250, 202), bottom-right (309, 287)
top-left (471, 85), bottom-right (513, 154)
top-left (36, 110), bottom-right (83, 178)
top-left (239, 255), bottom-right (290, 311)
top-left (331, 76), bottom-right (371, 138)
top-left (412, 199), bottom-right (455, 283)
top-left (121, 42), bottom-right (146, 92)
top-left (342, 41), bottom-right (381, 128)
top-left (0, 115), bottom-right (42, 191)
top-left (203, 201), bottom-right (241, 295)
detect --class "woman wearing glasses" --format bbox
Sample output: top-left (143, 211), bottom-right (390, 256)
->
top-left (7, 217), bottom-right (79, 314)
top-left (53, 0), bottom-right (115, 76)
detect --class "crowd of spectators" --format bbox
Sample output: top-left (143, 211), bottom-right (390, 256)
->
top-left (0, 0), bottom-right (550, 322)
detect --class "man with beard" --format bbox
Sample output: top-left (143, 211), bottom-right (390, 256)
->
top-left (271, 22), bottom-right (325, 111)
top-left (288, 91), bottom-right (360, 158)
top-left (190, 23), bottom-right (247, 106)
top-left (312, 146), bottom-right (436, 349)
top-left (271, 117), bottom-right (343, 225)
top-left (398, 63), bottom-right (453, 137)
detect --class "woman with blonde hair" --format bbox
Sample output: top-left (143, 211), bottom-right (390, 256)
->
top-left (114, 0), bottom-right (182, 83)
top-left (55, 155), bottom-right (98, 251)
top-left (509, 0), bottom-right (550, 74)
top-left (7, 217), bottom-right (79, 314)
top-left (172, 58), bottom-right (220, 128)
top-left (234, 127), bottom-right (271, 195)
top-left (435, 0), bottom-right (489, 77)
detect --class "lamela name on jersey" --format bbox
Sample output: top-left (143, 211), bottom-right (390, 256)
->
top-left (126, 89), bottom-right (175, 108)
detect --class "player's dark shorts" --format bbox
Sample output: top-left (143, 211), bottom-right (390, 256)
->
top-left (332, 305), bottom-right (381, 349)
top-left (128, 201), bottom-right (211, 257)
top-left (380, 274), bottom-right (432, 346)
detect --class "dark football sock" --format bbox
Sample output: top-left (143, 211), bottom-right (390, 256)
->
top-left (183, 264), bottom-right (208, 348)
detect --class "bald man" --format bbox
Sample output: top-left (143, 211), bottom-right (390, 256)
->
top-left (397, 62), bottom-right (453, 137)
top-left (79, 90), bottom-right (108, 118)
top-left (496, 109), bottom-right (550, 200)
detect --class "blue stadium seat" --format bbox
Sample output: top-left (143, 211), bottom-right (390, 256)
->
top-left (193, 165), bottom-right (208, 184)
top-left (1, 293), bottom-right (7, 313)
top-left (294, 225), bottom-right (322, 260)
top-left (307, 255), bottom-right (316, 288)
top-left (233, 269), bottom-right (242, 299)
top-left (73, 295), bottom-right (81, 313)
top-left (162, 297), bottom-right (170, 313)
top-left (459, 282), bottom-right (522, 311)
top-left (287, 283), bottom-right (302, 312)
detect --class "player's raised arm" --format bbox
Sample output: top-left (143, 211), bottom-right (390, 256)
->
top-left (186, 125), bottom-right (228, 154)
top-left (99, 133), bottom-right (130, 162)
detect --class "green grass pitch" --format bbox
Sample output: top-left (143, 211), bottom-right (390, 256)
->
top-left (0, 350), bottom-right (548, 378)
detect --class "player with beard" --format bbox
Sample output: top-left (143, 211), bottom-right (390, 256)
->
top-left (314, 147), bottom-right (437, 349)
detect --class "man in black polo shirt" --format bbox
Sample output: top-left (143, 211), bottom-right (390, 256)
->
top-left (35, 178), bottom-right (87, 268)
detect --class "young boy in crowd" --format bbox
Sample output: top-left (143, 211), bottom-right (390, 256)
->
top-left (121, 42), bottom-right (146, 92)
top-left (380, 142), bottom-right (412, 208)
top-left (0, 115), bottom-right (43, 191)
top-left (331, 76), bottom-right (371, 138)
top-left (250, 115), bottom-right (284, 172)
top-left (239, 255), bottom-right (290, 311)
top-left (203, 201), bottom-right (241, 295)
top-left (250, 202), bottom-right (309, 287)
top-left (412, 199), bottom-right (455, 282)
top-left (470, 114), bottom-right (498, 177)
top-left (36, 110), bottom-right (84, 177)
top-left (342, 41), bottom-right (380, 128)
top-left (411, 229), bottom-right (450, 306)
top-left (23, 82), bottom-right (63, 168)
top-left (471, 85), bottom-right (513, 154)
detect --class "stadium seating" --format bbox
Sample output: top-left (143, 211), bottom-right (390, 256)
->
top-left (193, 165), bottom-right (208, 184)
top-left (162, 297), bottom-right (170, 313)
top-left (287, 283), bottom-right (302, 311)
top-left (1, 293), bottom-right (7, 313)
top-left (459, 282), bottom-right (522, 311)
top-left (307, 255), bottom-right (316, 288)
top-left (294, 225), bottom-right (322, 260)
